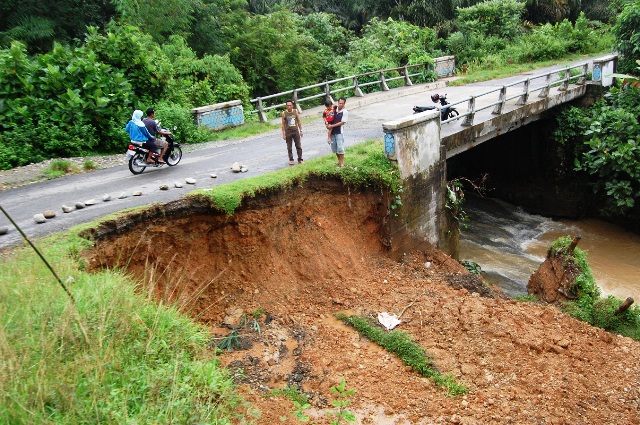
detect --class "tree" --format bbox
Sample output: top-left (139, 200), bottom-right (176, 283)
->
top-left (0, 0), bottom-right (116, 52)
top-left (112, 0), bottom-right (200, 43)
top-left (228, 10), bottom-right (325, 96)
top-left (613, 0), bottom-right (640, 73)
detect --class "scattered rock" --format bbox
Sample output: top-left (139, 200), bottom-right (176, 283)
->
top-left (210, 173), bottom-right (217, 178)
top-left (102, 194), bottom-right (112, 202)
top-left (118, 192), bottom-right (128, 199)
top-left (85, 199), bottom-right (97, 206)
top-left (159, 185), bottom-right (169, 191)
top-left (61, 205), bottom-right (74, 213)
top-left (185, 178), bottom-right (196, 185)
top-left (43, 210), bottom-right (56, 219)
top-left (0, 226), bottom-right (8, 235)
top-left (231, 162), bottom-right (242, 173)
top-left (240, 166), bottom-right (249, 173)
top-left (34, 213), bottom-right (46, 223)
top-left (174, 182), bottom-right (183, 188)
top-left (133, 191), bottom-right (143, 196)
top-left (75, 202), bottom-right (86, 209)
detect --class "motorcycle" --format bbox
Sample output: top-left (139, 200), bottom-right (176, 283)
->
top-left (413, 93), bottom-right (460, 122)
top-left (126, 125), bottom-right (182, 175)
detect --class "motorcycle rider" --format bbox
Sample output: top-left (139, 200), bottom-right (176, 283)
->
top-left (142, 107), bottom-right (171, 162)
top-left (125, 110), bottom-right (158, 164)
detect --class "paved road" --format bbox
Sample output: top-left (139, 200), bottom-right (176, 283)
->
top-left (0, 56), bottom-right (604, 250)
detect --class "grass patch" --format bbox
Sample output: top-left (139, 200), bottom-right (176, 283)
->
top-left (450, 50), bottom-right (612, 86)
top-left (83, 160), bottom-right (98, 171)
top-left (0, 231), bottom-right (247, 423)
top-left (42, 159), bottom-right (79, 179)
top-left (190, 139), bottom-right (401, 215)
top-left (547, 236), bottom-right (640, 340)
top-left (335, 313), bottom-right (468, 397)
top-left (206, 121), bottom-right (280, 142)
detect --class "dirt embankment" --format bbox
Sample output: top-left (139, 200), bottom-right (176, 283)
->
top-left (84, 179), bottom-right (640, 424)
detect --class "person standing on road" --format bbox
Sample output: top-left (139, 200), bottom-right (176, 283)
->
top-left (281, 100), bottom-right (304, 165)
top-left (326, 97), bottom-right (348, 167)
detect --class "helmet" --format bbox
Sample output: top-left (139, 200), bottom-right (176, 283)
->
top-left (430, 94), bottom-right (440, 103)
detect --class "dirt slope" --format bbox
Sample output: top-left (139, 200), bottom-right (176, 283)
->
top-left (84, 180), bottom-right (640, 424)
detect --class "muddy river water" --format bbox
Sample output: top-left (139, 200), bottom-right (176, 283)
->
top-left (459, 195), bottom-right (640, 303)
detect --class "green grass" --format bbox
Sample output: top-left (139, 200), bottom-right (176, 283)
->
top-left (0, 232), bottom-right (246, 424)
top-left (83, 160), bottom-right (98, 171)
top-left (42, 159), bottom-right (79, 179)
top-left (206, 120), bottom-right (280, 142)
top-left (190, 139), bottom-right (401, 215)
top-left (335, 313), bottom-right (468, 397)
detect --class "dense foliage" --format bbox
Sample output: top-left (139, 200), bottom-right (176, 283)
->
top-left (613, 0), bottom-right (640, 73)
top-left (0, 24), bottom-right (249, 169)
top-left (554, 86), bottom-right (640, 216)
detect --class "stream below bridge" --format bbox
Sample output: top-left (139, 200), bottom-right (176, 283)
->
top-left (459, 195), bottom-right (640, 303)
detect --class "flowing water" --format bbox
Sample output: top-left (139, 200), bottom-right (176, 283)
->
top-left (459, 195), bottom-right (640, 302)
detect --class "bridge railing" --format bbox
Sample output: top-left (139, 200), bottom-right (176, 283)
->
top-left (441, 62), bottom-right (589, 126)
top-left (250, 56), bottom-right (455, 122)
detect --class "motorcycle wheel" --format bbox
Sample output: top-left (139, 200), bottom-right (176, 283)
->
top-left (166, 146), bottom-right (182, 166)
top-left (129, 153), bottom-right (147, 174)
top-left (447, 109), bottom-right (460, 120)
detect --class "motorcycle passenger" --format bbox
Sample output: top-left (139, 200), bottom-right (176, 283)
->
top-left (125, 110), bottom-right (159, 164)
top-left (143, 107), bottom-right (171, 162)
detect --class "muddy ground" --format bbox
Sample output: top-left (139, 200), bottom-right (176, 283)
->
top-left (84, 180), bottom-right (640, 424)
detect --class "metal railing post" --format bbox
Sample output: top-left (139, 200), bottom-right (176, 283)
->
top-left (353, 76), bottom-right (364, 97)
top-left (578, 64), bottom-right (588, 85)
top-left (539, 74), bottom-right (551, 98)
top-left (292, 89), bottom-right (302, 113)
top-left (462, 97), bottom-right (475, 126)
top-left (517, 79), bottom-right (530, 105)
top-left (403, 66), bottom-right (413, 86)
top-left (379, 71), bottom-right (390, 91)
top-left (559, 69), bottom-right (570, 91)
top-left (257, 97), bottom-right (267, 123)
top-left (324, 83), bottom-right (334, 104)
top-left (492, 86), bottom-right (506, 114)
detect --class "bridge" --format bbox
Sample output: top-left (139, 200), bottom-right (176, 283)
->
top-left (379, 54), bottom-right (617, 259)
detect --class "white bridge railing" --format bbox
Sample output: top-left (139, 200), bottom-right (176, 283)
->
top-left (441, 63), bottom-right (590, 126)
top-left (250, 56), bottom-right (455, 122)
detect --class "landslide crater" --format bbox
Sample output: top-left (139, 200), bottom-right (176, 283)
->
top-left (81, 178), bottom-right (640, 425)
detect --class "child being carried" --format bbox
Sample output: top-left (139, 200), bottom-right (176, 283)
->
top-left (322, 100), bottom-right (337, 144)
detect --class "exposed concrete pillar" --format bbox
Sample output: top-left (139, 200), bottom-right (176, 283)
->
top-left (382, 110), bottom-right (458, 260)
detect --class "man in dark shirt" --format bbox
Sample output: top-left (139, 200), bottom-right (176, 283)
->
top-left (143, 108), bottom-right (172, 163)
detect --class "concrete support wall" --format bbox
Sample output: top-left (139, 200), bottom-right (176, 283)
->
top-left (382, 111), bottom-right (457, 260)
top-left (192, 100), bottom-right (244, 131)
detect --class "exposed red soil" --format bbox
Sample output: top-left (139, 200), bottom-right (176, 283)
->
top-left (84, 180), bottom-right (640, 424)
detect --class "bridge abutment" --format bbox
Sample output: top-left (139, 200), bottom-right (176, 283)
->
top-left (382, 111), bottom-right (458, 260)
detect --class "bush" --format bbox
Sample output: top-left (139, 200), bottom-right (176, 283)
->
top-left (153, 102), bottom-right (213, 145)
top-left (555, 87), bottom-right (640, 216)
top-left (456, 0), bottom-right (525, 40)
top-left (613, 0), bottom-right (640, 73)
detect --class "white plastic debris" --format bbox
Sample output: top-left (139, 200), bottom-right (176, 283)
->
top-left (377, 312), bottom-right (401, 331)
